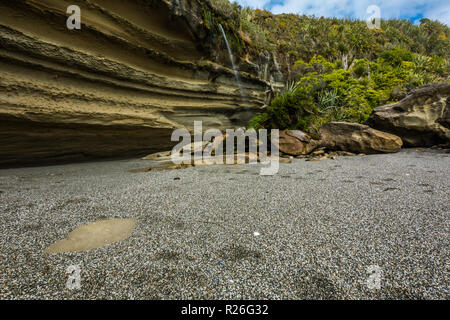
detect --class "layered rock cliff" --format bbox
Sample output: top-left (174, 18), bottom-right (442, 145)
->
top-left (0, 0), bottom-right (277, 166)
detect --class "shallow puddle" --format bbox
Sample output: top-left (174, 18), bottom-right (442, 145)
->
top-left (45, 219), bottom-right (137, 253)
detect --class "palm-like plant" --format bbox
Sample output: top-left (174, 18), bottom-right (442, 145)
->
top-left (282, 80), bottom-right (300, 94)
top-left (317, 89), bottom-right (340, 113)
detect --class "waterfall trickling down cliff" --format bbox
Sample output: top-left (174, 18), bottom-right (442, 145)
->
top-left (218, 24), bottom-right (244, 97)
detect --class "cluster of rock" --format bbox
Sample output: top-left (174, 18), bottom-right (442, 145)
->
top-left (139, 123), bottom-right (396, 170)
top-left (139, 123), bottom-right (397, 171)
top-left (277, 82), bottom-right (449, 160)
top-left (277, 121), bottom-right (403, 161)
top-left (278, 122), bottom-right (400, 160)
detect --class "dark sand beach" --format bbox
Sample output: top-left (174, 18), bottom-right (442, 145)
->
top-left (0, 149), bottom-right (448, 299)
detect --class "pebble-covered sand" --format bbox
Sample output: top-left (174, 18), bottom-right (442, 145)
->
top-left (0, 149), bottom-right (448, 299)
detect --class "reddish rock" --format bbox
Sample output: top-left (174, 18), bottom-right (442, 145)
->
top-left (278, 130), bottom-right (318, 156)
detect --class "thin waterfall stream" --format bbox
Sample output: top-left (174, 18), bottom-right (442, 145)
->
top-left (218, 23), bottom-right (244, 98)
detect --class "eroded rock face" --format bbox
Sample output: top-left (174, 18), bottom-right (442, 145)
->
top-left (278, 130), bottom-right (318, 156)
top-left (366, 82), bottom-right (450, 147)
top-left (0, 0), bottom-right (271, 166)
top-left (319, 122), bottom-right (403, 154)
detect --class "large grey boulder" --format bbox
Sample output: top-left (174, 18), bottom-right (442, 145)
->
top-left (366, 82), bottom-right (450, 147)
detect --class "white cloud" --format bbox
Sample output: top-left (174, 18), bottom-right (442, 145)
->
top-left (236, 0), bottom-right (271, 9)
top-left (234, 0), bottom-right (449, 26)
top-left (424, 4), bottom-right (450, 26)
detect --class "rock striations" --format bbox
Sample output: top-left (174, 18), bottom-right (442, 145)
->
top-left (0, 0), bottom-right (271, 166)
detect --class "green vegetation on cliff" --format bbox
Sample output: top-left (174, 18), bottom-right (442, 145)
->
top-left (210, 0), bottom-right (450, 61)
top-left (250, 50), bottom-right (448, 133)
top-left (209, 0), bottom-right (450, 132)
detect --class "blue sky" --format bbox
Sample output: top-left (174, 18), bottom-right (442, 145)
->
top-left (234, 0), bottom-right (450, 26)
